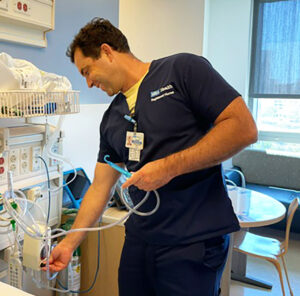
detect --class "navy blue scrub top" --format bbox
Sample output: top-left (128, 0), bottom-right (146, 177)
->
top-left (98, 53), bottom-right (240, 245)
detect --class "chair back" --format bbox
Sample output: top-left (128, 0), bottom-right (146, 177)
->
top-left (225, 168), bottom-right (246, 187)
top-left (283, 198), bottom-right (299, 253)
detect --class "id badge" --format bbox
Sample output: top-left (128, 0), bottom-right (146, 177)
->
top-left (125, 131), bottom-right (144, 150)
top-left (128, 148), bottom-right (141, 162)
top-left (126, 131), bottom-right (144, 162)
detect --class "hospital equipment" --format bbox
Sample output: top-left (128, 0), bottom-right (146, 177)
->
top-left (62, 168), bottom-right (91, 209)
top-left (0, 52), bottom-right (80, 294)
top-left (0, 120), bottom-right (68, 251)
top-left (0, 88), bottom-right (80, 294)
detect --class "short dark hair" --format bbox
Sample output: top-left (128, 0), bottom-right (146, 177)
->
top-left (66, 17), bottom-right (130, 63)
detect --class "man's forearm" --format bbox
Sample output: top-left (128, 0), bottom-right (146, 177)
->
top-left (60, 163), bottom-right (121, 250)
top-left (62, 183), bottom-right (111, 250)
top-left (164, 114), bottom-right (257, 179)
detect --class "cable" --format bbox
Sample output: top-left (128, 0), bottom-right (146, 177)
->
top-left (43, 115), bottom-right (78, 193)
top-left (7, 172), bottom-right (28, 217)
top-left (3, 168), bottom-right (161, 241)
top-left (12, 223), bottom-right (22, 256)
top-left (3, 187), bottom-right (147, 241)
top-left (0, 228), bottom-right (12, 234)
top-left (3, 193), bottom-right (47, 238)
top-left (38, 156), bottom-right (51, 224)
top-left (120, 187), bottom-right (160, 216)
top-left (104, 154), bottom-right (160, 216)
top-left (57, 230), bottom-right (100, 293)
top-left (47, 157), bottom-right (77, 193)
top-left (0, 214), bottom-right (11, 222)
top-left (0, 221), bottom-right (11, 227)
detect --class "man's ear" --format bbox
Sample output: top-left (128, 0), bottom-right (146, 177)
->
top-left (100, 43), bottom-right (114, 62)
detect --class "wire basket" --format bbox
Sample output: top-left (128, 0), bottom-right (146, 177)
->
top-left (0, 90), bottom-right (80, 118)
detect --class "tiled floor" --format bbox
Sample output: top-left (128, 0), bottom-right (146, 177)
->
top-left (230, 229), bottom-right (300, 296)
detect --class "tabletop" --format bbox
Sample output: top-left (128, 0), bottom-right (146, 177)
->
top-left (227, 185), bottom-right (286, 228)
top-left (0, 282), bottom-right (34, 296)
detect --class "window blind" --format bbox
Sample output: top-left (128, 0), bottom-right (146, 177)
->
top-left (249, 0), bottom-right (300, 98)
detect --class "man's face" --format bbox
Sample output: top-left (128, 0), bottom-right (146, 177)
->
top-left (74, 47), bottom-right (120, 96)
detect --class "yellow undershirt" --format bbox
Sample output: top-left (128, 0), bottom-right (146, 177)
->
top-left (124, 71), bottom-right (148, 115)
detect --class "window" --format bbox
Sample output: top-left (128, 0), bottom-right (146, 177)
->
top-left (249, 0), bottom-right (300, 157)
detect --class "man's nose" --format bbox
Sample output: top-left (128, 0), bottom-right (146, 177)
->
top-left (86, 77), bottom-right (94, 88)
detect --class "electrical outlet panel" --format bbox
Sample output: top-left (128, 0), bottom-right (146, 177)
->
top-left (50, 143), bottom-right (59, 166)
top-left (31, 146), bottom-right (41, 172)
top-left (20, 147), bottom-right (30, 175)
top-left (0, 0), bottom-right (9, 11)
top-left (0, 125), bottom-right (63, 185)
top-left (0, 151), bottom-right (8, 182)
top-left (8, 149), bottom-right (19, 177)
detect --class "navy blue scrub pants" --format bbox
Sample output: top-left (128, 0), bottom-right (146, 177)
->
top-left (118, 233), bottom-right (229, 296)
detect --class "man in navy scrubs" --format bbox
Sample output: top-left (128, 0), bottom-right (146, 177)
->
top-left (47, 18), bottom-right (257, 295)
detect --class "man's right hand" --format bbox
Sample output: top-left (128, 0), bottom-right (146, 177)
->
top-left (42, 240), bottom-right (74, 273)
top-left (41, 162), bottom-right (122, 273)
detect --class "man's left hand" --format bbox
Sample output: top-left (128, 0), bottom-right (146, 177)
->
top-left (122, 159), bottom-right (173, 191)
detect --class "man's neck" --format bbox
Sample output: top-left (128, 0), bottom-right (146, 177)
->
top-left (119, 54), bottom-right (150, 92)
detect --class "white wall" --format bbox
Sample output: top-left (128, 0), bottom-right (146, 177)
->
top-left (119, 0), bottom-right (252, 93)
top-left (61, 104), bottom-right (109, 179)
top-left (119, 0), bottom-right (205, 60)
top-left (204, 0), bottom-right (253, 168)
top-left (204, 0), bottom-right (252, 98)
top-left (119, 0), bottom-right (252, 94)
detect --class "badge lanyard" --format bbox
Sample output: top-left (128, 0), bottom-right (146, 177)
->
top-left (124, 112), bottom-right (144, 162)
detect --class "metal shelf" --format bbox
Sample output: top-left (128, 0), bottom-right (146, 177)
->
top-left (0, 90), bottom-right (80, 118)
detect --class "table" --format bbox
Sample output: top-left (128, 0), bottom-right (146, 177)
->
top-left (0, 281), bottom-right (34, 296)
top-left (80, 208), bottom-right (127, 296)
top-left (221, 185), bottom-right (286, 296)
top-left (228, 185), bottom-right (286, 228)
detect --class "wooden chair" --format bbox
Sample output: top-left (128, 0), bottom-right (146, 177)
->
top-left (233, 198), bottom-right (299, 296)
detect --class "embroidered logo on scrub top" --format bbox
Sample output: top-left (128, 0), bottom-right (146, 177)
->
top-left (150, 84), bottom-right (174, 102)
